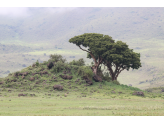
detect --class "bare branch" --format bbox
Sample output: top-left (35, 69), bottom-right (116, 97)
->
top-left (78, 45), bottom-right (90, 53)
top-left (78, 45), bottom-right (97, 65)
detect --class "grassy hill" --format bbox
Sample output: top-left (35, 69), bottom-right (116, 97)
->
top-left (0, 53), bottom-right (163, 98)
top-left (1, 54), bottom-right (164, 116)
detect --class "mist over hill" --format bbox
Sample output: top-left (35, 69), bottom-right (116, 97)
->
top-left (1, 7), bottom-right (164, 45)
top-left (0, 7), bottom-right (164, 43)
top-left (0, 7), bottom-right (164, 89)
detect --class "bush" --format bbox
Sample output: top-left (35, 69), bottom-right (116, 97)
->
top-left (43, 61), bottom-right (48, 65)
top-left (34, 74), bottom-right (40, 78)
top-left (36, 60), bottom-right (39, 66)
top-left (52, 61), bottom-right (65, 73)
top-left (69, 58), bottom-right (85, 66)
top-left (77, 66), bottom-right (93, 80)
top-left (111, 80), bottom-right (120, 85)
top-left (48, 54), bottom-right (67, 63)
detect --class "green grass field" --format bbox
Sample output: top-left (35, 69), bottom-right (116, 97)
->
top-left (0, 54), bottom-right (164, 116)
top-left (0, 91), bottom-right (164, 116)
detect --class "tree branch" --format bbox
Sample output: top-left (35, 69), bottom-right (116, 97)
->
top-left (78, 45), bottom-right (97, 65)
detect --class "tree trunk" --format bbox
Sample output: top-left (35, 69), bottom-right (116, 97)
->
top-left (91, 65), bottom-right (102, 82)
top-left (111, 74), bottom-right (117, 81)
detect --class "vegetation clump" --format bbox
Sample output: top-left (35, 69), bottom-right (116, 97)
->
top-left (0, 53), bottom-right (142, 97)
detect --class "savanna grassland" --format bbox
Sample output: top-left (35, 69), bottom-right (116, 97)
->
top-left (1, 7), bottom-right (164, 116)
top-left (0, 54), bottom-right (164, 116)
top-left (1, 94), bottom-right (164, 116)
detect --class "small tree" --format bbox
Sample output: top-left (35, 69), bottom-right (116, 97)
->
top-left (48, 54), bottom-right (67, 63)
top-left (69, 58), bottom-right (85, 66)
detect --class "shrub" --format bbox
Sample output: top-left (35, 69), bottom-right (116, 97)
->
top-left (18, 77), bottom-right (22, 82)
top-left (36, 60), bottom-right (39, 66)
top-left (69, 58), bottom-right (85, 66)
top-left (34, 74), bottom-right (40, 78)
top-left (8, 73), bottom-right (12, 76)
top-left (112, 80), bottom-right (120, 85)
top-left (43, 61), bottom-right (48, 65)
top-left (77, 66), bottom-right (94, 80)
top-left (6, 84), bottom-right (12, 88)
top-left (102, 72), bottom-right (112, 82)
top-left (52, 61), bottom-right (65, 73)
top-left (48, 54), bottom-right (67, 63)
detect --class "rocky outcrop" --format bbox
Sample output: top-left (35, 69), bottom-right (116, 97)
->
top-left (14, 72), bottom-right (29, 77)
top-left (19, 72), bottom-right (29, 76)
top-left (40, 71), bottom-right (48, 74)
top-left (47, 62), bottom-right (54, 69)
top-left (11, 79), bottom-right (17, 82)
top-left (82, 76), bottom-right (93, 86)
top-left (0, 82), bottom-right (4, 85)
top-left (35, 81), bottom-right (40, 84)
top-left (18, 93), bottom-right (27, 97)
top-left (30, 94), bottom-right (36, 96)
top-left (93, 75), bottom-right (102, 82)
top-left (133, 91), bottom-right (144, 96)
top-left (31, 71), bottom-right (48, 76)
top-left (60, 74), bottom-right (73, 80)
top-left (29, 77), bottom-right (35, 81)
top-left (53, 85), bottom-right (63, 90)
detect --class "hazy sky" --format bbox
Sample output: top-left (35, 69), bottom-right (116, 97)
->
top-left (0, 7), bottom-right (30, 17)
top-left (0, 7), bottom-right (78, 17)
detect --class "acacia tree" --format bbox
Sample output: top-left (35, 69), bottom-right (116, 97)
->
top-left (69, 33), bottom-right (115, 81)
top-left (87, 40), bottom-right (142, 81)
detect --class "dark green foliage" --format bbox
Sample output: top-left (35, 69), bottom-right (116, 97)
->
top-left (48, 54), bottom-right (67, 63)
top-left (52, 61), bottom-right (65, 73)
top-left (69, 58), bottom-right (85, 66)
top-left (69, 33), bottom-right (115, 77)
top-left (43, 61), bottom-right (48, 65)
top-left (77, 66), bottom-right (94, 80)
top-left (70, 33), bottom-right (142, 81)
top-left (36, 60), bottom-right (39, 66)
top-left (111, 80), bottom-right (120, 85)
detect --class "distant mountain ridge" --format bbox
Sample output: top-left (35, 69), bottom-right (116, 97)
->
top-left (0, 7), bottom-right (164, 45)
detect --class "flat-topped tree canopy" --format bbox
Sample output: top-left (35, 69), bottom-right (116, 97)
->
top-left (69, 33), bottom-right (115, 61)
top-left (69, 33), bottom-right (114, 48)
top-left (69, 33), bottom-right (142, 82)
